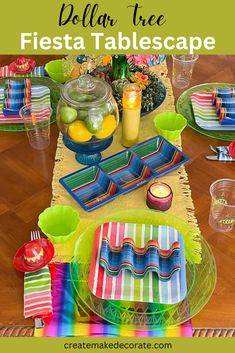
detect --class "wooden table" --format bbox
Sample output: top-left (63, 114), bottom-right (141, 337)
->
top-left (0, 55), bottom-right (234, 329)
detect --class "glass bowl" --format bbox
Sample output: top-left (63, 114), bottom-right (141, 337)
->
top-left (57, 75), bottom-right (119, 165)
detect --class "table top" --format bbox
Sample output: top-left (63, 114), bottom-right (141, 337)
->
top-left (0, 55), bottom-right (234, 328)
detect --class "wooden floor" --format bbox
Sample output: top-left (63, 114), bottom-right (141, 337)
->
top-left (0, 55), bottom-right (234, 328)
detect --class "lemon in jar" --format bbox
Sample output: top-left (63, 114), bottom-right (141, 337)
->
top-left (68, 120), bottom-right (93, 143)
top-left (95, 115), bottom-right (117, 139)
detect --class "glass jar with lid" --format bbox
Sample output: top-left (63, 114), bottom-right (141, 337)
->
top-left (57, 74), bottom-right (119, 165)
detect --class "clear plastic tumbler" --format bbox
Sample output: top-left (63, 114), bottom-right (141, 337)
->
top-left (172, 55), bottom-right (199, 89)
top-left (209, 179), bottom-right (235, 233)
top-left (20, 104), bottom-right (52, 150)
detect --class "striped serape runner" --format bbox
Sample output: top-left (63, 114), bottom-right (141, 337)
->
top-left (0, 65), bottom-right (45, 78)
top-left (24, 266), bottom-right (52, 319)
top-left (34, 263), bottom-right (192, 337)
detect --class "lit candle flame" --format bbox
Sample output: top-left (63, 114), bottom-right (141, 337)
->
top-left (150, 183), bottom-right (171, 198)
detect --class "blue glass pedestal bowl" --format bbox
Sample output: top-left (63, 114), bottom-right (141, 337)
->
top-left (63, 136), bottom-right (113, 165)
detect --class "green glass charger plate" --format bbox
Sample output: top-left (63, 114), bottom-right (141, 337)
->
top-left (70, 209), bottom-right (217, 330)
top-left (176, 82), bottom-right (235, 141)
top-left (0, 77), bottom-right (61, 132)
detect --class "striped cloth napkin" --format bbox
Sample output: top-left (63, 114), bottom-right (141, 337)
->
top-left (212, 146), bottom-right (235, 161)
top-left (219, 107), bottom-right (235, 125)
top-left (100, 236), bottom-right (181, 279)
top-left (3, 79), bottom-right (31, 116)
top-left (24, 266), bottom-right (53, 319)
top-left (0, 65), bottom-right (45, 78)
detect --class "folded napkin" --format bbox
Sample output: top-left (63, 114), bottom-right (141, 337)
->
top-left (219, 108), bottom-right (235, 125)
top-left (207, 146), bottom-right (235, 161)
top-left (100, 237), bottom-right (181, 279)
top-left (0, 65), bottom-right (45, 78)
top-left (3, 79), bottom-right (31, 116)
top-left (215, 97), bottom-right (235, 113)
top-left (212, 87), bottom-right (235, 104)
top-left (24, 266), bottom-right (52, 319)
top-left (214, 146), bottom-right (234, 161)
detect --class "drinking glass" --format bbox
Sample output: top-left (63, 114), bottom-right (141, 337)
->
top-left (20, 104), bottom-right (52, 150)
top-left (209, 179), bottom-right (235, 233)
top-left (172, 55), bottom-right (199, 89)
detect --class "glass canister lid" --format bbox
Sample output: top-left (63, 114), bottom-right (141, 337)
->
top-left (61, 74), bottom-right (112, 107)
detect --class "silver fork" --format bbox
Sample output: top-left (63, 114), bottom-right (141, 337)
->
top-left (30, 230), bottom-right (41, 241)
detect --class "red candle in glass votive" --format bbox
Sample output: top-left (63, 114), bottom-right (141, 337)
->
top-left (146, 182), bottom-right (173, 211)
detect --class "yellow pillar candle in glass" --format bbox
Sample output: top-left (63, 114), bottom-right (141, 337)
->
top-left (122, 83), bottom-right (142, 147)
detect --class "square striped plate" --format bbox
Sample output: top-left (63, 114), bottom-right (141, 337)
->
top-left (88, 222), bottom-right (187, 304)
top-left (191, 91), bottom-right (235, 131)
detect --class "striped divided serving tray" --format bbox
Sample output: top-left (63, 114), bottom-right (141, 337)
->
top-left (88, 222), bottom-right (187, 304)
top-left (60, 136), bottom-right (189, 211)
top-left (0, 84), bottom-right (50, 124)
top-left (191, 91), bottom-right (235, 131)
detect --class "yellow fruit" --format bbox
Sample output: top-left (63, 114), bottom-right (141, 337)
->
top-left (95, 115), bottom-right (117, 139)
top-left (68, 120), bottom-right (92, 142)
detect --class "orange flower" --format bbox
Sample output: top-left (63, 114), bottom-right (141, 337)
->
top-left (135, 72), bottom-right (148, 82)
top-left (70, 64), bottom-right (82, 79)
top-left (102, 55), bottom-right (112, 66)
top-left (130, 71), bottom-right (150, 89)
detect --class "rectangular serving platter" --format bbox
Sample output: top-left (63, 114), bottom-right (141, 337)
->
top-left (59, 136), bottom-right (190, 211)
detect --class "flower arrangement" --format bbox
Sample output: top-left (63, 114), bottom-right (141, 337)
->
top-left (62, 54), bottom-right (166, 80)
top-left (63, 55), bottom-right (112, 79)
top-left (127, 55), bottom-right (166, 67)
top-left (57, 54), bottom-right (166, 115)
top-left (129, 71), bottom-right (150, 89)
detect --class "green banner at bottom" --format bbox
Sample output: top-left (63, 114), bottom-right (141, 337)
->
top-left (1, 337), bottom-right (235, 353)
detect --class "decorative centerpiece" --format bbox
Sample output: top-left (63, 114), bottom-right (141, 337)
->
top-left (56, 74), bottom-right (119, 165)
top-left (61, 54), bottom-right (167, 117)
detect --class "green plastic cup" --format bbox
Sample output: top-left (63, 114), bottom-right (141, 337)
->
top-left (153, 112), bottom-right (187, 141)
top-left (38, 205), bottom-right (80, 243)
top-left (45, 60), bottom-right (71, 84)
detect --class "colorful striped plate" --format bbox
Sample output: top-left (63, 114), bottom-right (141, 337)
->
top-left (88, 222), bottom-right (187, 304)
top-left (191, 91), bottom-right (235, 131)
top-left (59, 136), bottom-right (189, 211)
